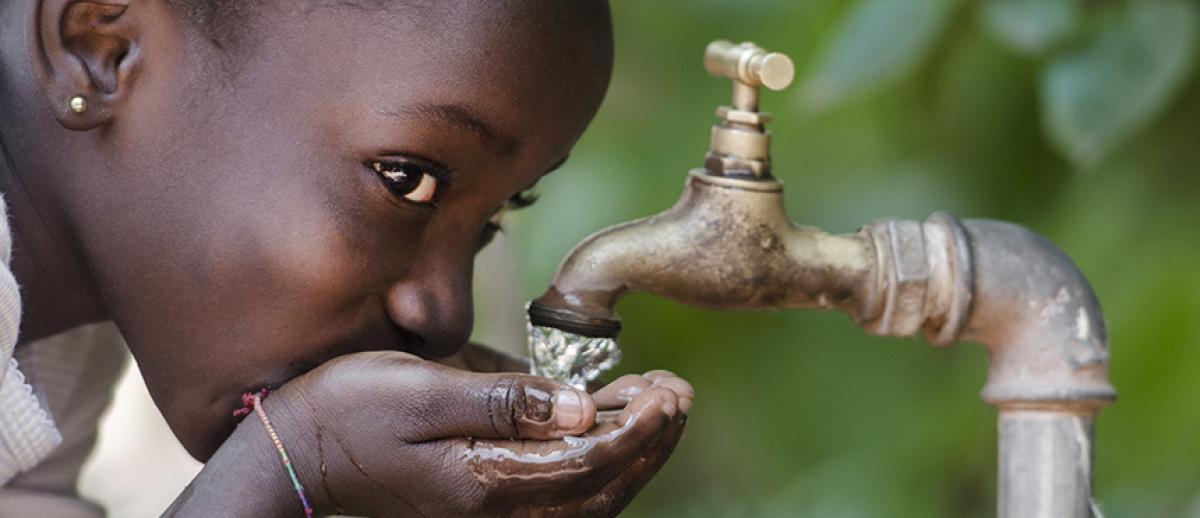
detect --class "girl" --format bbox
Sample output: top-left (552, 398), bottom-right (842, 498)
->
top-left (0, 0), bottom-right (693, 516)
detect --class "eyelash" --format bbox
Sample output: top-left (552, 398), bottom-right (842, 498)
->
top-left (483, 190), bottom-right (539, 238)
top-left (507, 191), bottom-right (539, 210)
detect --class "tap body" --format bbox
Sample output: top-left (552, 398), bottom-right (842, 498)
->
top-left (533, 171), bottom-right (875, 324)
top-left (530, 170), bottom-right (1115, 517)
top-left (528, 40), bottom-right (1115, 517)
top-left (530, 173), bottom-right (1116, 416)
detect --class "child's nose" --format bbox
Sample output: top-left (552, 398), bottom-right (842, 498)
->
top-left (384, 264), bottom-right (475, 358)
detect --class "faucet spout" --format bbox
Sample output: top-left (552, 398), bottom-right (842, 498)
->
top-left (530, 171), bottom-right (878, 337)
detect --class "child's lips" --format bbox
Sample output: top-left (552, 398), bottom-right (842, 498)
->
top-left (225, 321), bottom-right (419, 418)
top-left (246, 367), bottom-right (309, 396)
top-left (231, 365), bottom-right (314, 414)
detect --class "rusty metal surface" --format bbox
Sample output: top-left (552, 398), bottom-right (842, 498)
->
top-left (533, 170), bottom-right (877, 327)
top-left (532, 184), bottom-right (1116, 406)
top-left (960, 220), bottom-right (1115, 408)
top-left (530, 192), bottom-right (1115, 518)
top-left (529, 38), bottom-right (1115, 517)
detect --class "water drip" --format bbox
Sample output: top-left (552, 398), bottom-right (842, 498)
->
top-left (526, 320), bottom-right (621, 390)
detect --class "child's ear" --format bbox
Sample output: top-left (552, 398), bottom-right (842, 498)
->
top-left (29, 0), bottom-right (145, 131)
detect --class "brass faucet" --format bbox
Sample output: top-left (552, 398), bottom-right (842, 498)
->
top-left (528, 41), bottom-right (1115, 518)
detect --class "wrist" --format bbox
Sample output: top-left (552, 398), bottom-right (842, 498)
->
top-left (256, 389), bottom-right (331, 516)
top-left (164, 393), bottom-right (321, 518)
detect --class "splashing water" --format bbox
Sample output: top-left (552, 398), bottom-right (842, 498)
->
top-left (527, 321), bottom-right (622, 390)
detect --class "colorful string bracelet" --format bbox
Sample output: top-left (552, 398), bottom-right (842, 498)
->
top-left (234, 388), bottom-right (315, 518)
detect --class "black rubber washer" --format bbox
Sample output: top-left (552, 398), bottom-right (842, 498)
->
top-left (527, 302), bottom-right (622, 339)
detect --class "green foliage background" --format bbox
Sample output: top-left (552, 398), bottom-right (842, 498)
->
top-left (486, 1), bottom-right (1200, 515)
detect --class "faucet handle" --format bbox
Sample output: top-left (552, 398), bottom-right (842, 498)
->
top-left (704, 40), bottom-right (795, 91)
top-left (702, 40), bottom-right (794, 178)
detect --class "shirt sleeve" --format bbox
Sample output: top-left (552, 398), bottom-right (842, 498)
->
top-left (0, 195), bottom-right (62, 486)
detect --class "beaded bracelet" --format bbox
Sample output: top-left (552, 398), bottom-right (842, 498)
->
top-left (234, 388), bottom-right (315, 518)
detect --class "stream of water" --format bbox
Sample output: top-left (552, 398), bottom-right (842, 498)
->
top-left (526, 320), bottom-right (622, 390)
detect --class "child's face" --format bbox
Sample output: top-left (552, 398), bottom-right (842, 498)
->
top-left (76, 2), bottom-right (612, 458)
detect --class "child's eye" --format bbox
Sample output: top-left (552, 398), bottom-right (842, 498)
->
top-left (488, 190), bottom-right (539, 227)
top-left (369, 159), bottom-right (444, 204)
top-left (481, 189), bottom-right (540, 247)
top-left (506, 190), bottom-right (539, 210)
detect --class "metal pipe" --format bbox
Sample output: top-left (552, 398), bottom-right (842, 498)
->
top-left (960, 219), bottom-right (1113, 518)
top-left (999, 410), bottom-right (1099, 518)
top-left (868, 217), bottom-right (1114, 518)
top-left (531, 206), bottom-right (1114, 518)
top-left (528, 40), bottom-right (1114, 516)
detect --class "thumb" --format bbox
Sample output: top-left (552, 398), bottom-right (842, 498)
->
top-left (412, 365), bottom-right (597, 441)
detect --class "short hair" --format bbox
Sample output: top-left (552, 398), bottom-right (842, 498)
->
top-left (165, 0), bottom-right (399, 52)
top-left (164, 0), bottom-right (255, 51)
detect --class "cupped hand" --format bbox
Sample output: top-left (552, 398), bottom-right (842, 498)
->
top-left (264, 352), bottom-right (692, 517)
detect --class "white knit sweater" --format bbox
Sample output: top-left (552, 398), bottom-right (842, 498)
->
top-left (0, 196), bottom-right (62, 485)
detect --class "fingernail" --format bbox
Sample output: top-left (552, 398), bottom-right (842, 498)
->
top-left (661, 400), bottom-right (677, 418)
top-left (554, 390), bottom-right (586, 430)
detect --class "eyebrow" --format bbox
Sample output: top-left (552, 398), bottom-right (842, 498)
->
top-left (380, 103), bottom-right (520, 156)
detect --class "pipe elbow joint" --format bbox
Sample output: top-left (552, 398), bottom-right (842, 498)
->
top-left (962, 219), bottom-right (1116, 410)
top-left (865, 215), bottom-right (1116, 410)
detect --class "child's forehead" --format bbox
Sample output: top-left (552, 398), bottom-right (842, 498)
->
top-left (273, 1), bottom-right (612, 77)
top-left (288, 2), bottom-right (612, 118)
top-left (311, 0), bottom-right (610, 33)
top-left (218, 0), bottom-right (612, 157)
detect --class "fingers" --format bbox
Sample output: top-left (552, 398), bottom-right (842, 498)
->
top-left (642, 369), bottom-right (676, 382)
top-left (592, 370), bottom-right (694, 414)
top-left (582, 410), bottom-right (686, 517)
top-left (471, 371), bottom-right (596, 440)
top-left (405, 364), bottom-right (596, 442)
top-left (468, 384), bottom-right (682, 512)
top-left (532, 393), bottom-right (689, 518)
top-left (591, 374), bottom-right (651, 410)
top-left (647, 372), bottom-right (694, 415)
top-left (605, 384), bottom-right (679, 459)
top-left (394, 360), bottom-right (691, 445)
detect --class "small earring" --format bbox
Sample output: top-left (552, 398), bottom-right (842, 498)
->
top-left (69, 95), bottom-right (87, 114)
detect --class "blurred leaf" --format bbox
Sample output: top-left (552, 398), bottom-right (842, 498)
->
top-left (980, 0), bottom-right (1080, 56)
top-left (1041, 0), bottom-right (1199, 168)
top-left (802, 0), bottom-right (955, 111)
